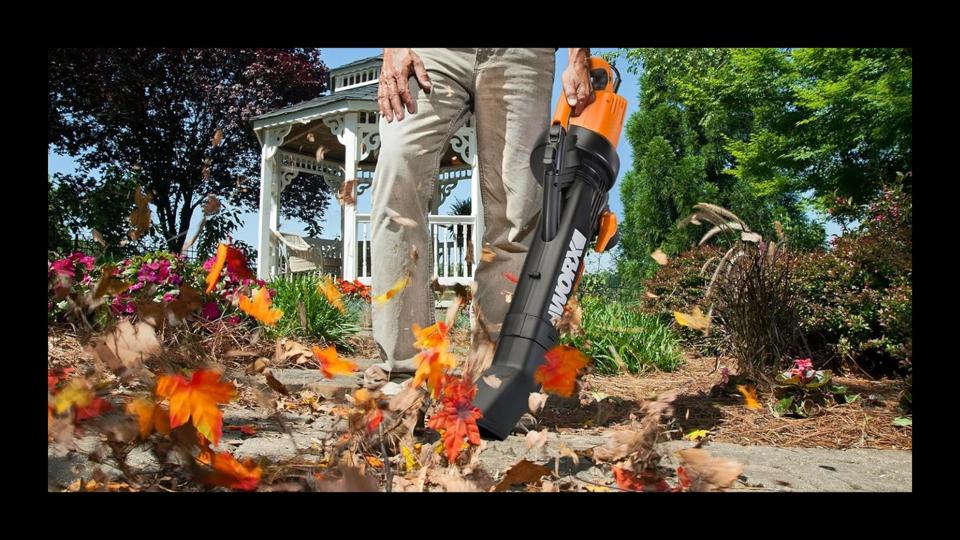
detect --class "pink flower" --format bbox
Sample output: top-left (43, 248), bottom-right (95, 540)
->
top-left (226, 315), bottom-right (242, 325)
top-left (162, 292), bottom-right (176, 303)
top-left (201, 301), bottom-right (221, 320)
top-left (202, 256), bottom-right (216, 272)
top-left (49, 258), bottom-right (76, 278)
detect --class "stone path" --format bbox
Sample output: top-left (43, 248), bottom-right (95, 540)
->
top-left (48, 366), bottom-right (912, 492)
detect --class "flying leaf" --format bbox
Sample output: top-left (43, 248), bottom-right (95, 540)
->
top-left (482, 375), bottom-right (502, 389)
top-left (737, 384), bottom-right (761, 410)
top-left (315, 145), bottom-right (328, 162)
top-left (128, 185), bottom-right (152, 240)
top-left (502, 272), bottom-right (519, 285)
top-left (263, 369), bottom-right (290, 395)
top-left (676, 448), bottom-right (743, 492)
top-left (92, 229), bottom-right (107, 247)
top-left (93, 265), bottom-right (130, 299)
top-left (525, 429), bottom-right (549, 452)
top-left (202, 194), bottom-right (222, 216)
top-left (385, 207), bottom-right (418, 229)
top-left (239, 287), bottom-right (284, 326)
top-left (528, 392), bottom-right (548, 414)
top-left (673, 306), bottom-right (711, 332)
top-left (411, 323), bottom-right (456, 397)
top-left (893, 416), bottom-right (912, 427)
top-left (211, 128), bottom-right (224, 147)
top-left (126, 398), bottom-right (171, 439)
top-left (306, 132), bottom-right (316, 143)
top-left (312, 345), bottom-right (358, 379)
top-left (650, 249), bottom-right (669, 265)
top-left (685, 429), bottom-right (710, 441)
top-left (205, 244), bottom-right (229, 293)
top-left (52, 378), bottom-right (94, 414)
top-left (373, 274), bottom-right (411, 305)
top-left (317, 276), bottom-right (346, 314)
top-left (338, 179), bottom-right (357, 206)
top-left (74, 397), bottom-right (111, 421)
top-left (93, 320), bottom-right (160, 377)
top-left (535, 345), bottom-right (590, 398)
top-left (493, 460), bottom-right (552, 492)
top-left (196, 450), bottom-right (262, 491)
top-left (645, 291), bottom-right (660, 299)
top-left (155, 369), bottom-right (237, 445)
top-left (741, 231), bottom-right (762, 243)
top-left (481, 246), bottom-right (496, 263)
top-left (426, 376), bottom-right (482, 464)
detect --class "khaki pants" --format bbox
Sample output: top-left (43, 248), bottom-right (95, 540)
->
top-left (371, 48), bottom-right (556, 366)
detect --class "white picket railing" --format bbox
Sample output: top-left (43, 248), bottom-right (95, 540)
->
top-left (355, 214), bottom-right (479, 286)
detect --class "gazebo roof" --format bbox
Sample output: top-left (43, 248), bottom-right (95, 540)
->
top-left (251, 84), bottom-right (378, 124)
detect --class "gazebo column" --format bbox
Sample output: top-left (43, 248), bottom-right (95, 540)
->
top-left (256, 125), bottom-right (292, 280)
top-left (468, 124), bottom-right (482, 267)
top-left (341, 113), bottom-right (360, 280)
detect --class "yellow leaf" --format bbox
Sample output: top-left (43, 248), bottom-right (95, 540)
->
top-left (686, 429), bottom-right (710, 441)
top-left (585, 485), bottom-right (612, 492)
top-left (239, 287), bottom-right (284, 326)
top-left (53, 378), bottom-right (94, 414)
top-left (737, 384), bottom-right (761, 410)
top-left (650, 249), bottom-right (669, 265)
top-left (673, 306), bottom-right (711, 332)
top-left (373, 274), bottom-right (411, 305)
top-left (317, 276), bottom-right (346, 314)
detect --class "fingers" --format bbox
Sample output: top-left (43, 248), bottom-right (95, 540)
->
top-left (412, 57), bottom-right (432, 92)
top-left (395, 70), bottom-right (416, 115)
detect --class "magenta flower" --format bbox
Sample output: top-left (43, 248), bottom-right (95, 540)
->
top-left (162, 292), bottom-right (176, 303)
top-left (201, 301), bottom-right (221, 320)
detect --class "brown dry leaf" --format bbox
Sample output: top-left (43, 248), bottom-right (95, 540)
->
top-left (168, 285), bottom-right (203, 320)
top-left (385, 207), bottom-right (418, 229)
top-left (493, 460), bottom-right (552, 492)
top-left (388, 385), bottom-right (424, 413)
top-left (592, 391), bottom-right (677, 468)
top-left (275, 338), bottom-right (313, 364)
top-left (540, 480), bottom-right (560, 492)
top-left (93, 320), bottom-right (160, 377)
top-left (740, 231), bottom-right (762, 243)
top-left (201, 166), bottom-right (211, 180)
top-left (211, 128), bottom-right (224, 147)
top-left (246, 358), bottom-right (269, 375)
top-left (203, 195), bottom-right (222, 216)
top-left (481, 246), bottom-right (496, 263)
top-left (465, 239), bottom-right (475, 266)
top-left (92, 229), bottom-right (107, 247)
top-left (645, 291), bottom-right (660, 299)
top-left (528, 392), bottom-right (548, 415)
top-left (525, 429), bottom-right (549, 452)
top-left (93, 266), bottom-right (130, 299)
top-left (650, 249), bottom-right (669, 265)
top-left (313, 466), bottom-right (379, 492)
top-left (558, 442), bottom-right (580, 466)
top-left (306, 132), bottom-right (316, 143)
top-left (315, 145), bottom-right (328, 162)
top-left (555, 296), bottom-right (583, 336)
top-left (338, 179), bottom-right (357, 206)
top-left (676, 448), bottom-right (743, 492)
top-left (128, 185), bottom-right (152, 241)
top-left (428, 470), bottom-right (482, 492)
top-left (409, 244), bottom-right (419, 264)
top-left (482, 375), bottom-right (502, 389)
top-left (263, 369), bottom-right (290, 396)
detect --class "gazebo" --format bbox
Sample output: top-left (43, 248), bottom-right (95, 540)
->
top-left (250, 56), bottom-right (482, 286)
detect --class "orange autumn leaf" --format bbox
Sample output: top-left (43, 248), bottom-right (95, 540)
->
top-left (410, 323), bottom-right (456, 397)
top-left (74, 397), bottom-right (111, 421)
top-left (205, 244), bottom-right (229, 293)
top-left (312, 345), bottom-right (358, 379)
top-left (225, 424), bottom-right (257, 436)
top-left (372, 274), bottom-right (411, 305)
top-left (426, 376), bottom-right (482, 464)
top-left (239, 287), bottom-right (284, 326)
top-left (412, 322), bottom-right (450, 350)
top-left (351, 388), bottom-right (383, 433)
top-left (318, 276), bottom-right (346, 314)
top-left (196, 450), bottom-right (262, 491)
top-left (737, 384), bottom-right (761, 410)
top-left (612, 466), bottom-right (672, 492)
top-left (126, 398), bottom-right (171, 439)
top-left (366, 409), bottom-right (384, 433)
top-left (535, 345), bottom-right (590, 398)
top-left (155, 369), bottom-right (236, 445)
top-left (52, 378), bottom-right (94, 414)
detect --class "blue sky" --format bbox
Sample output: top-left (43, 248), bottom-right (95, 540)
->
top-left (48, 48), bottom-right (835, 270)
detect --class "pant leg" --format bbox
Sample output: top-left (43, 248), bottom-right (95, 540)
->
top-left (471, 48), bottom-right (556, 343)
top-left (371, 48), bottom-right (476, 366)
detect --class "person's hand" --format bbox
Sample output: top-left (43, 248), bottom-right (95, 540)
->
top-left (378, 48), bottom-right (432, 123)
top-left (561, 48), bottom-right (595, 117)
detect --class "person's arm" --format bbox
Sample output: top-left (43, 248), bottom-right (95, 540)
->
top-left (378, 48), bottom-right (433, 123)
top-left (561, 47), bottom-right (596, 117)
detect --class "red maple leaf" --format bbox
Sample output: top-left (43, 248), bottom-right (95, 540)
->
top-left (612, 466), bottom-right (672, 492)
top-left (427, 376), bottom-right (483, 464)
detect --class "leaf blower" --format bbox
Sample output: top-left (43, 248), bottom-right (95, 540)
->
top-left (474, 57), bottom-right (628, 440)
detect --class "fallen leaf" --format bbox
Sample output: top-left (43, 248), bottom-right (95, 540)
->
top-left (246, 357), bottom-right (269, 374)
top-left (52, 378), bottom-right (94, 414)
top-left (373, 274), bottom-right (411, 305)
top-left (365, 456), bottom-right (383, 468)
top-left (239, 287), bottom-right (284, 326)
top-left (196, 450), bottom-right (262, 491)
top-left (312, 345), bottom-right (358, 379)
top-left (685, 429), bottom-right (710, 441)
top-left (128, 185), bottom-right (152, 241)
top-left (74, 397), bottom-right (111, 421)
top-left (91, 320), bottom-right (160, 378)
top-left (493, 460), bottom-right (552, 492)
top-left (317, 276), bottom-right (346, 315)
top-left (535, 345), bottom-right (590, 398)
top-left (650, 249), bottom-right (669, 265)
top-left (584, 485), bottom-right (611, 492)
top-left (612, 466), bottom-right (671, 492)
top-left (313, 466), bottom-right (379, 492)
top-left (155, 369), bottom-right (237, 445)
top-left (225, 424), bottom-right (257, 436)
top-left (737, 384), bottom-right (761, 410)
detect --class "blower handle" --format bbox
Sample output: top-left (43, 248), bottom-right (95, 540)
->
top-left (552, 56), bottom-right (619, 129)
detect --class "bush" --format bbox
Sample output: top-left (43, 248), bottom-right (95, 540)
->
top-left (266, 273), bottom-right (360, 348)
top-left (794, 179), bottom-right (912, 376)
top-left (562, 296), bottom-right (684, 374)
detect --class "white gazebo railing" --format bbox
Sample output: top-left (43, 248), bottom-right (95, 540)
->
top-left (355, 214), bottom-right (479, 286)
